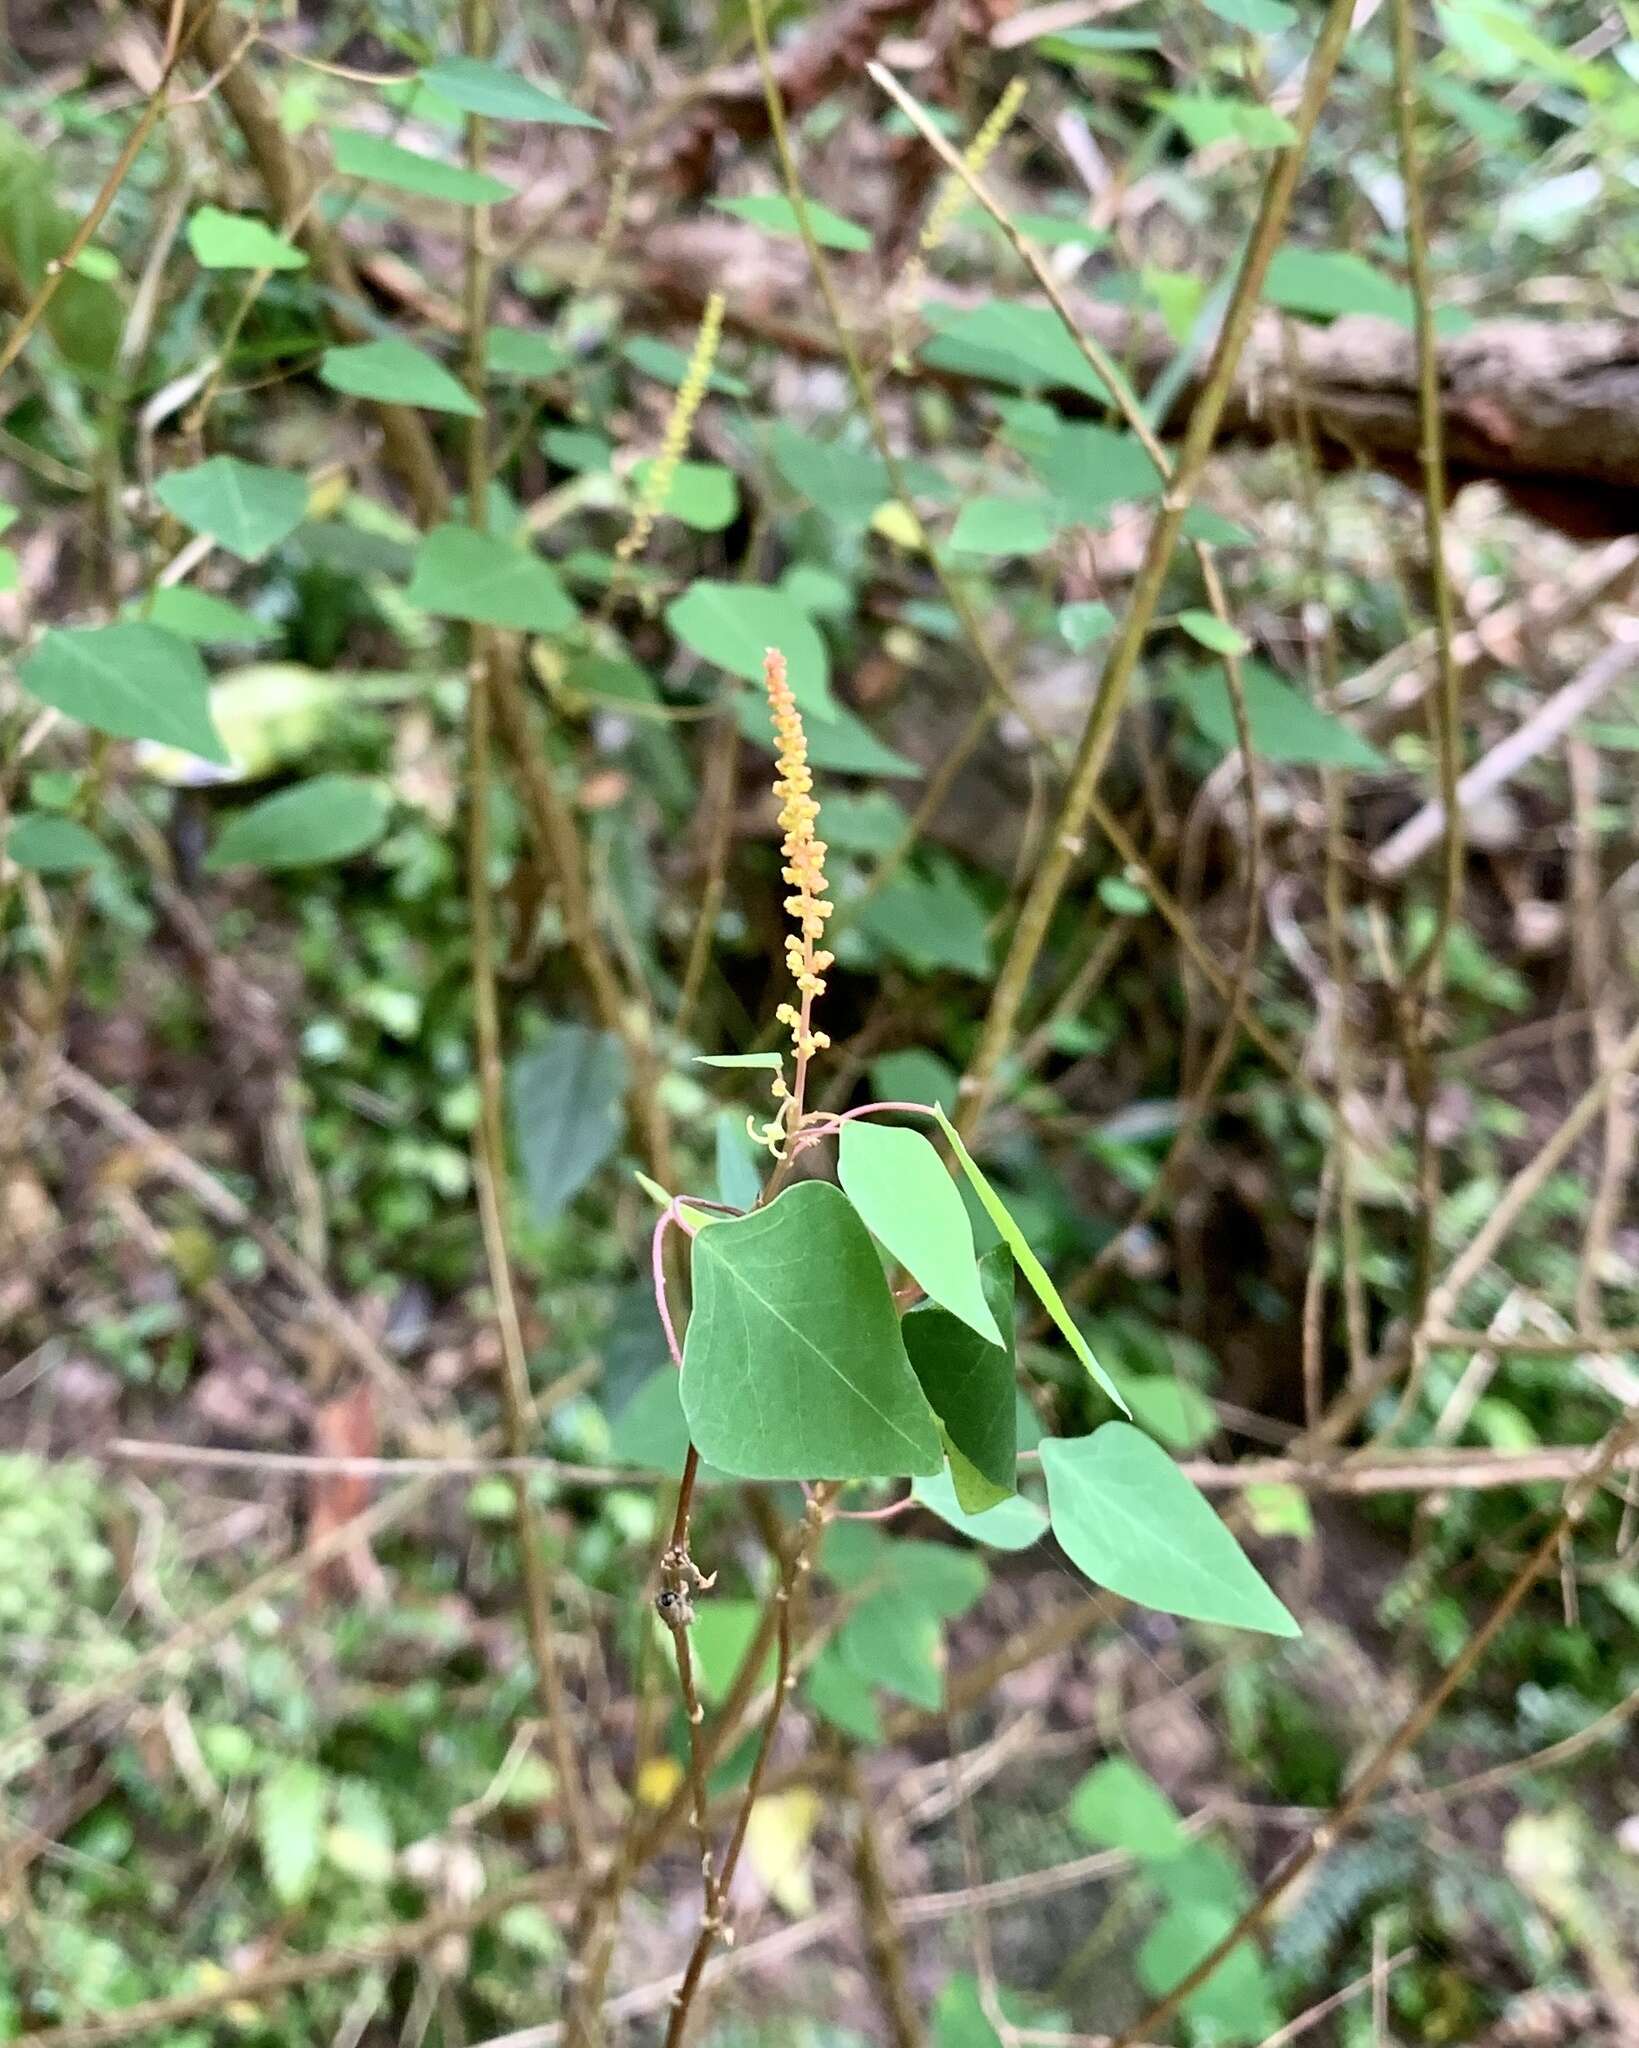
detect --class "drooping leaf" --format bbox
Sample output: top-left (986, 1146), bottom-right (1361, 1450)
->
top-left (1069, 1757), bottom-right (1188, 1860)
top-left (19, 625), bottom-right (229, 764)
top-left (679, 1181), bottom-right (943, 1481)
top-left (143, 587), bottom-right (272, 646)
top-left (933, 1106), bottom-right (1130, 1413)
top-left (319, 338), bottom-right (480, 416)
top-left (712, 193), bottom-right (870, 251)
top-left (912, 1469), bottom-right (1046, 1549)
top-left (901, 1246), bottom-right (1017, 1511)
top-left (331, 129), bottom-right (513, 204)
top-left (187, 204), bottom-right (307, 270)
top-left (1041, 1423), bottom-right (1299, 1635)
top-left (839, 1120), bottom-right (1003, 1345)
top-left (5, 813), bottom-right (110, 876)
top-left (406, 524), bottom-right (577, 632)
top-left (1171, 659), bottom-right (1386, 769)
top-left (418, 57), bottom-right (606, 127)
top-left (206, 775), bottom-right (389, 872)
top-left (665, 582), bottom-right (834, 718)
top-left (154, 458), bottom-right (309, 562)
top-left (509, 1023), bottom-right (628, 1223)
top-left (256, 1761), bottom-right (328, 1906)
top-left (629, 458), bottom-right (738, 532)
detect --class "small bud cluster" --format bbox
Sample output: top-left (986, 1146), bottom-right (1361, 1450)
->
top-left (617, 290), bottom-right (725, 565)
top-left (756, 647), bottom-right (833, 1151)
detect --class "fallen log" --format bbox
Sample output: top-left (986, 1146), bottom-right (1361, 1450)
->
top-left (632, 219), bottom-right (1639, 534)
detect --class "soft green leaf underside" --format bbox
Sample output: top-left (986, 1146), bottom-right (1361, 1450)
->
top-left (1041, 1423), bottom-right (1299, 1636)
top-left (839, 1120), bottom-right (1003, 1346)
top-left (933, 1106), bottom-right (1129, 1413)
top-left (680, 1181), bottom-right (942, 1480)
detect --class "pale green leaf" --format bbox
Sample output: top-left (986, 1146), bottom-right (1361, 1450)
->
top-left (856, 856), bottom-right (991, 977)
top-left (1138, 1899), bottom-right (1281, 2043)
top-left (933, 1106), bottom-right (1130, 1413)
top-left (839, 1120), bottom-right (1002, 1345)
top-left (143, 587), bottom-right (271, 646)
top-left (911, 1469), bottom-right (1046, 1549)
top-left (734, 692), bottom-right (921, 778)
top-left (665, 581), bottom-right (834, 718)
top-left (1069, 1756), bottom-right (1188, 1859)
top-left (187, 205), bottom-right (307, 270)
top-left (920, 300), bottom-right (1118, 402)
top-left (629, 458), bottom-right (738, 532)
top-left (712, 192), bottom-right (870, 251)
top-left (1201, 0), bottom-right (1297, 32)
top-left (1153, 93), bottom-right (1297, 149)
top-left (257, 1761), bottom-right (328, 1905)
top-left (207, 775), bottom-right (389, 871)
top-left (19, 624), bottom-right (229, 764)
top-left (621, 334), bottom-right (749, 397)
top-left (419, 57), bottom-right (606, 127)
top-left (319, 339), bottom-right (480, 416)
top-left (331, 129), bottom-right (513, 204)
top-left (679, 1181), bottom-right (943, 1480)
top-left (1264, 246), bottom-right (1413, 324)
top-left (406, 524), bottom-right (577, 632)
top-left (1176, 609), bottom-right (1249, 656)
top-left (695, 1051), bottom-right (785, 1070)
top-left (1041, 1423), bottom-right (1299, 1635)
top-left (714, 1110), bottom-right (763, 1210)
top-left (949, 494), bottom-right (1060, 557)
top-left (154, 458), bottom-right (309, 561)
top-left (1059, 600), bottom-right (1115, 650)
top-left (486, 327), bottom-right (571, 379)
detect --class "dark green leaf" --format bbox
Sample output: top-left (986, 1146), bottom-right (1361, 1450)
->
top-left (679, 1181), bottom-right (943, 1480)
top-left (0, 118), bottom-right (122, 372)
top-left (486, 327), bottom-right (571, 379)
top-left (1171, 659), bottom-right (1386, 768)
top-left (1041, 1423), bottom-right (1299, 1635)
top-left (714, 1111), bottom-right (763, 1210)
top-left (154, 458), bottom-right (309, 562)
top-left (767, 426), bottom-right (892, 525)
top-left (406, 524), bottom-right (577, 632)
top-left (19, 625), bottom-right (228, 763)
top-left (856, 856), bottom-right (991, 977)
top-left (509, 1024), bottom-right (628, 1222)
top-left (331, 129), bottom-right (513, 204)
top-left (1264, 246), bottom-right (1413, 324)
top-left (803, 1646), bottom-right (883, 1742)
top-left (1138, 1900), bottom-right (1280, 2044)
top-left (206, 775), bottom-right (389, 871)
top-left (902, 1246), bottom-right (1017, 1511)
top-left (920, 301), bottom-right (1118, 402)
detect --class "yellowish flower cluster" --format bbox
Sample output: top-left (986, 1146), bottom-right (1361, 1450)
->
top-left (616, 290), bottom-right (725, 565)
top-left (919, 77), bottom-right (1029, 255)
top-left (760, 647), bottom-right (833, 1144)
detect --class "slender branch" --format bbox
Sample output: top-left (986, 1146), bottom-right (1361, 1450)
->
top-left (957, 0), bottom-right (1360, 1130)
top-left (460, 0), bottom-right (589, 1862)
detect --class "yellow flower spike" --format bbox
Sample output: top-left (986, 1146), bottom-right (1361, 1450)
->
top-left (757, 646), bottom-right (833, 1154)
top-left (616, 290), bottom-right (725, 566)
top-left (919, 77), bottom-right (1029, 256)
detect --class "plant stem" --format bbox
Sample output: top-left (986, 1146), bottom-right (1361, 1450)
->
top-left (460, 0), bottom-right (589, 1866)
